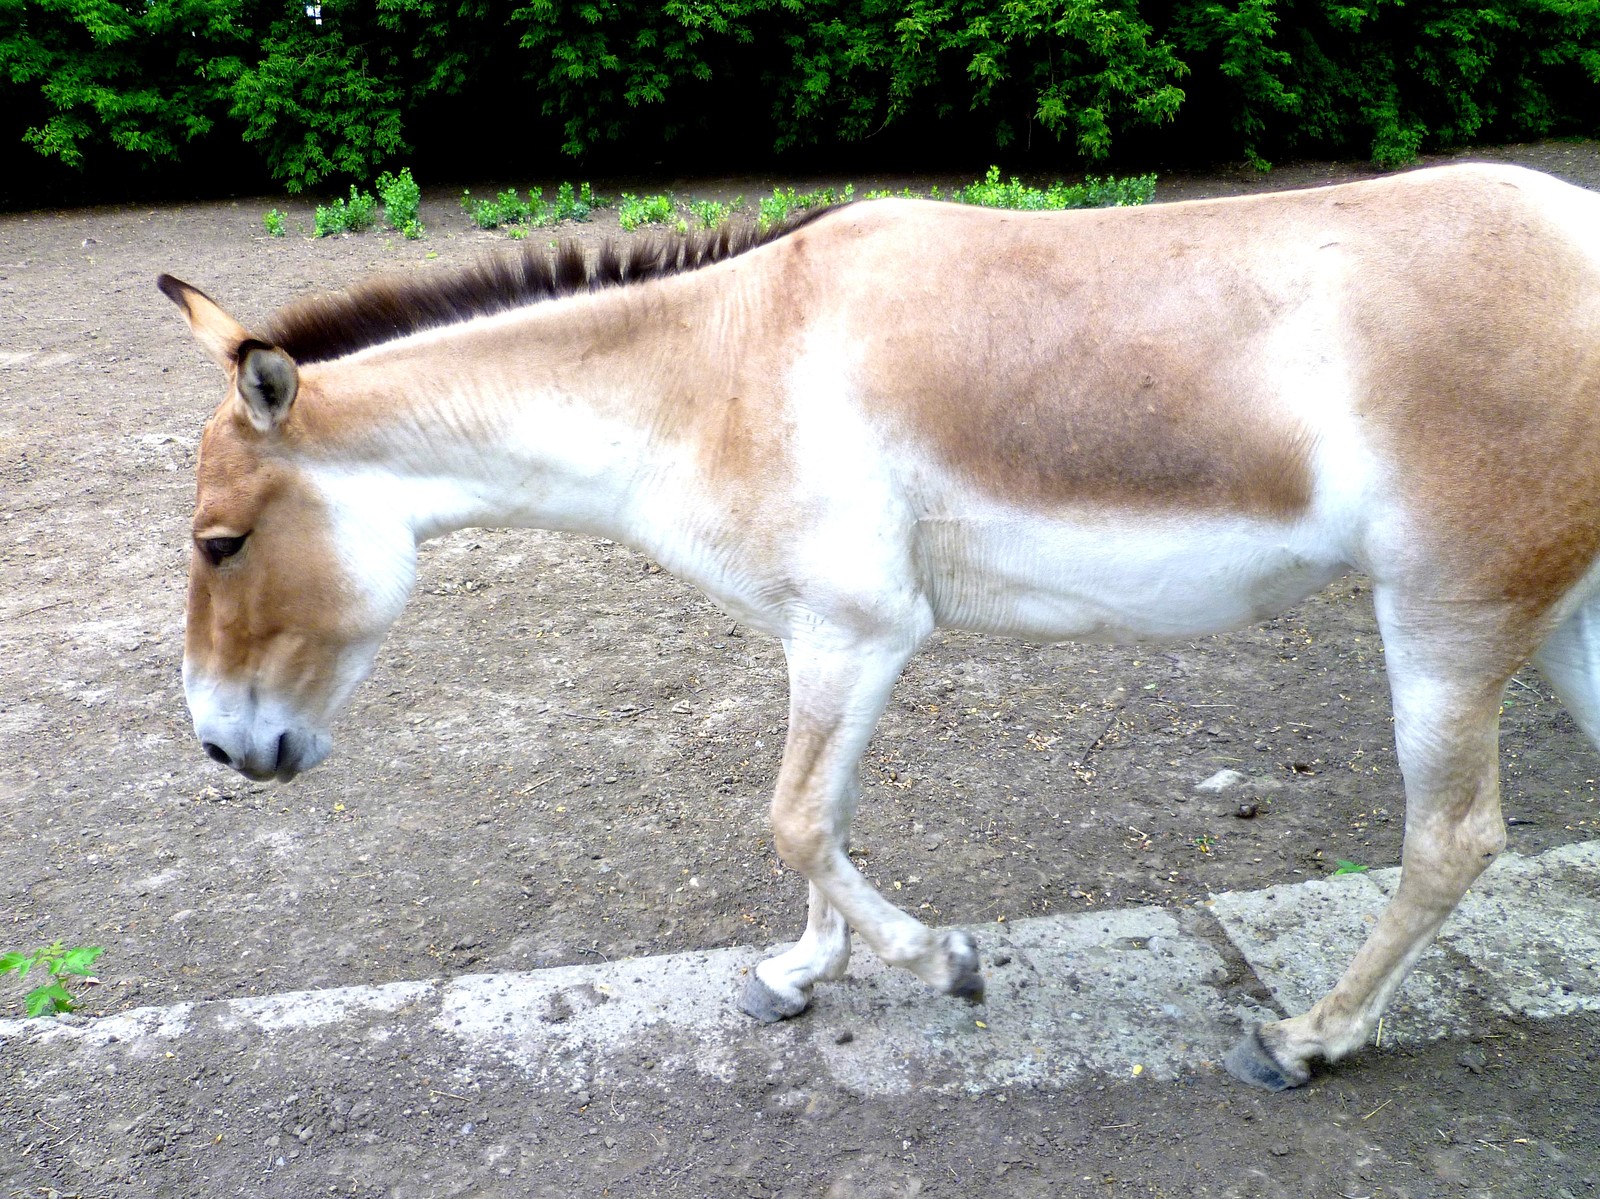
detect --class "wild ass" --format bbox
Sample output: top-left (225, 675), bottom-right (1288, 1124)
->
top-left (161, 163), bottom-right (1600, 1091)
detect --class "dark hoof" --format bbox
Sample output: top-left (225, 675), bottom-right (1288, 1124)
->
top-left (1224, 1028), bottom-right (1309, 1092)
top-left (940, 929), bottom-right (984, 1005)
top-left (739, 972), bottom-right (810, 1024)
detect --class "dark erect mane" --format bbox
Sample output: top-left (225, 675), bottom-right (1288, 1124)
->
top-left (264, 205), bottom-right (843, 365)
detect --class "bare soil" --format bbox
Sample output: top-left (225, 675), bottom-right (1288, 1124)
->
top-left (3, 141), bottom-right (1599, 1198)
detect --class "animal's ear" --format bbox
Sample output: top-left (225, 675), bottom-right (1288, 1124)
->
top-left (234, 340), bottom-right (299, 432)
top-left (157, 274), bottom-right (253, 370)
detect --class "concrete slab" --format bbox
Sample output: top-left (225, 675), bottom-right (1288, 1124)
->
top-left (4, 841), bottom-right (1595, 1098)
top-left (1210, 842), bottom-right (1600, 1045)
top-left (1370, 840), bottom-right (1600, 1020)
top-left (439, 904), bottom-right (1269, 1096)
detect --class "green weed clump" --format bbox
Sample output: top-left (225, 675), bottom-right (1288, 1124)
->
top-left (462, 181), bottom-right (605, 232)
top-left (376, 167), bottom-right (423, 238)
top-left (617, 192), bottom-right (677, 231)
top-left (953, 166), bottom-right (1156, 210)
top-left (687, 197), bottom-right (742, 229)
top-left (2, 942), bottom-right (104, 1017)
top-left (546, 180), bottom-right (600, 223)
top-left (758, 184), bottom-right (854, 230)
top-left (462, 187), bottom-right (529, 230)
top-left (314, 185), bottom-right (378, 236)
top-left (262, 208), bottom-right (287, 237)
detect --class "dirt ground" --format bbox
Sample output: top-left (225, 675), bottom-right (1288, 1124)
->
top-left (3, 141), bottom-right (1600, 1197)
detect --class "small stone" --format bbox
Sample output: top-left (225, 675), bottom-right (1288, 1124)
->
top-left (1196, 769), bottom-right (1247, 793)
top-left (1458, 1047), bottom-right (1488, 1074)
top-left (1270, 1144), bottom-right (1290, 1157)
top-left (835, 1030), bottom-right (855, 1045)
top-left (1235, 803), bottom-right (1259, 819)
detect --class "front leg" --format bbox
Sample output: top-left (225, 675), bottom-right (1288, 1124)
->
top-left (741, 630), bottom-right (984, 1020)
top-left (740, 883), bottom-right (850, 1021)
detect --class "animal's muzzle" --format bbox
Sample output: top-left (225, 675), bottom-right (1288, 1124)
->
top-left (197, 727), bottom-right (326, 782)
top-left (185, 670), bottom-right (332, 782)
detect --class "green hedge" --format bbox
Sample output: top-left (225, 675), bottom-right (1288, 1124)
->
top-left (2, 0), bottom-right (1596, 201)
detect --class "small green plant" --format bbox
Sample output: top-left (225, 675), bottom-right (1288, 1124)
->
top-left (2, 942), bottom-right (104, 1017)
top-left (1192, 833), bottom-right (1218, 854)
top-left (461, 188), bottom-right (520, 230)
top-left (462, 182), bottom-right (605, 232)
top-left (617, 192), bottom-right (677, 231)
top-left (314, 185), bottom-right (378, 237)
top-left (1332, 859), bottom-right (1370, 876)
top-left (953, 166), bottom-right (1156, 211)
top-left (758, 184), bottom-right (854, 230)
top-left (262, 208), bottom-right (287, 238)
top-left (687, 196), bottom-right (742, 228)
top-left (376, 167), bottom-right (424, 239)
top-left (543, 180), bottom-right (602, 224)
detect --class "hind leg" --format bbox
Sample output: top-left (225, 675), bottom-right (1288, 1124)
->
top-left (1228, 589), bottom-right (1519, 1089)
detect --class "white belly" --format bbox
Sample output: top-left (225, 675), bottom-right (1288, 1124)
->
top-left (915, 508), bottom-right (1351, 643)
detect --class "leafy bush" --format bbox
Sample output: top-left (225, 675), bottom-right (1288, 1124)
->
top-left (1, 0), bottom-right (1595, 200)
top-left (758, 184), bottom-right (854, 229)
top-left (617, 193), bottom-right (678, 231)
top-left (545, 180), bottom-right (603, 223)
top-left (952, 166), bottom-right (1156, 209)
top-left (460, 181), bottom-right (605, 231)
top-left (1176, 0), bottom-right (1600, 168)
top-left (314, 186), bottom-right (378, 237)
top-left (376, 167), bottom-right (423, 238)
top-left (262, 209), bottom-right (287, 237)
top-left (687, 197), bottom-right (743, 228)
top-left (466, 188), bottom-right (531, 230)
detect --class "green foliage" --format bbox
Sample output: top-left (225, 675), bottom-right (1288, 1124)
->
top-left (376, 167), bottom-right (424, 238)
top-left (546, 180), bottom-right (603, 223)
top-left (509, 0), bottom-right (1192, 161)
top-left (461, 181), bottom-right (605, 232)
top-left (462, 187), bottom-right (530, 230)
top-left (1, 941), bottom-right (104, 1017)
top-left (0, 0), bottom-right (238, 172)
top-left (952, 165), bottom-right (1157, 209)
top-left (262, 208), bottom-right (287, 238)
top-left (1176, 0), bottom-right (1600, 168)
top-left (758, 184), bottom-right (853, 229)
top-left (687, 196), bottom-right (743, 228)
top-left (1332, 859), bottom-right (1371, 876)
top-left (617, 192), bottom-right (677, 231)
top-left (314, 185), bottom-right (378, 237)
top-left (2, 0), bottom-right (1597, 195)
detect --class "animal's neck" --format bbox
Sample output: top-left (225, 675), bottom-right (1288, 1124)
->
top-left (296, 300), bottom-right (687, 548)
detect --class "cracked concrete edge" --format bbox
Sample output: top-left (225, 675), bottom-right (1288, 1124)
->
top-left (2, 840), bottom-right (1595, 1096)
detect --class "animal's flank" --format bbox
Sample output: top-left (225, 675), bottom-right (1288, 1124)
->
top-left (262, 206), bottom-right (843, 365)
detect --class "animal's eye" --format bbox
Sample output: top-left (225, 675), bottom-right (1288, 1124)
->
top-left (199, 535), bottom-right (248, 566)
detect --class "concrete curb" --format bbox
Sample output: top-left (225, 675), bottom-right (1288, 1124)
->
top-left (4, 840), bottom-right (1596, 1095)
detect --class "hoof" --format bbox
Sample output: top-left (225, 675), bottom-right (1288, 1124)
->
top-left (1224, 1028), bottom-right (1310, 1092)
top-left (940, 929), bottom-right (984, 1005)
top-left (739, 972), bottom-right (810, 1024)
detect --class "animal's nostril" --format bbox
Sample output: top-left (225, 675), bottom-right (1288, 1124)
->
top-left (202, 741), bottom-right (231, 766)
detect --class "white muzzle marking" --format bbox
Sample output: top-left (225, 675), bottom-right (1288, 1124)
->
top-left (183, 665), bottom-right (334, 782)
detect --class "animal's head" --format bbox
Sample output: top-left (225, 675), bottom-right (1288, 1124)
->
top-left (160, 275), bottom-right (416, 780)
